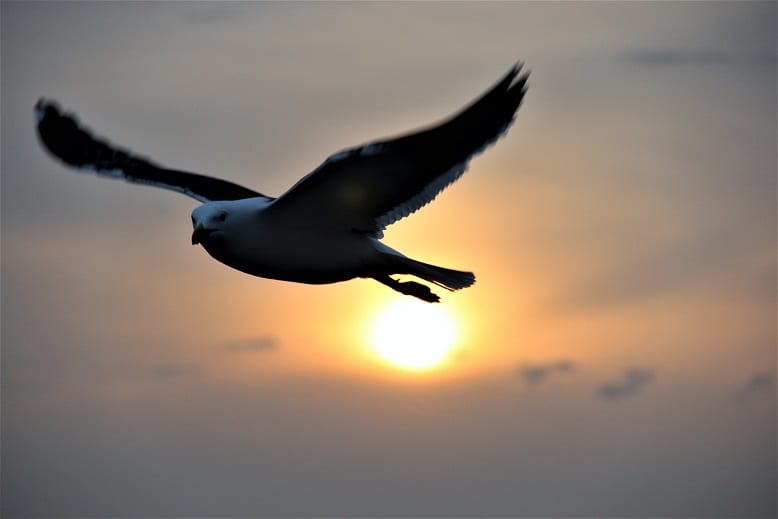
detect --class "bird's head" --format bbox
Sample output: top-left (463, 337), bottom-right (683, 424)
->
top-left (191, 197), bottom-right (272, 249)
top-left (191, 202), bottom-right (232, 246)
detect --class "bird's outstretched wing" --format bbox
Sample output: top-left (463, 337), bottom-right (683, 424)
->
top-left (35, 100), bottom-right (270, 204)
top-left (265, 64), bottom-right (528, 236)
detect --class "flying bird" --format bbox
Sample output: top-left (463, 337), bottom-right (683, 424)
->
top-left (35, 64), bottom-right (528, 302)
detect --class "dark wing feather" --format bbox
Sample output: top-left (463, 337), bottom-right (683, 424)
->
top-left (265, 64), bottom-right (528, 235)
top-left (35, 100), bottom-right (270, 203)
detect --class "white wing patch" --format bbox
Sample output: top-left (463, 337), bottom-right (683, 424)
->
top-left (325, 149), bottom-right (351, 163)
top-left (374, 118), bottom-right (516, 232)
top-left (34, 104), bottom-right (47, 124)
top-left (375, 162), bottom-right (467, 231)
top-left (325, 141), bottom-right (386, 164)
top-left (359, 142), bottom-right (384, 156)
top-left (76, 162), bottom-right (210, 203)
top-left (94, 167), bottom-right (125, 178)
top-left (129, 179), bottom-right (210, 203)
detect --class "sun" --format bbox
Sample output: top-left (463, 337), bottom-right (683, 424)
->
top-left (368, 298), bottom-right (459, 371)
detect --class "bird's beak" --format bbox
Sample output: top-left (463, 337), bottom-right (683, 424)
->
top-left (191, 224), bottom-right (214, 245)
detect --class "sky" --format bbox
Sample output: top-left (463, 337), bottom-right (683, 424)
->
top-left (1, 1), bottom-right (776, 517)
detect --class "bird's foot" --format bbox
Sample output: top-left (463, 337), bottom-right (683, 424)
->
top-left (396, 280), bottom-right (440, 303)
top-left (372, 275), bottom-right (441, 303)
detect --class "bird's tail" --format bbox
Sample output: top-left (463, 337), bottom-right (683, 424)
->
top-left (401, 257), bottom-right (476, 291)
top-left (373, 252), bottom-right (475, 302)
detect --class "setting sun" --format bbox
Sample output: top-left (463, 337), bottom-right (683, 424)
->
top-left (368, 298), bottom-right (459, 370)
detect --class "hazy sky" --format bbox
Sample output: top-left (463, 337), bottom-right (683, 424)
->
top-left (2, 2), bottom-right (776, 517)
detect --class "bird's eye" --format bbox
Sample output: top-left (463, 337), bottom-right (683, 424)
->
top-left (218, 213), bottom-right (227, 222)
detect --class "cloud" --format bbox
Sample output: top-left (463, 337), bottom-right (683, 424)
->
top-left (225, 336), bottom-right (278, 353)
top-left (147, 362), bottom-right (205, 380)
top-left (597, 368), bottom-right (655, 400)
top-left (625, 49), bottom-right (777, 67)
top-left (555, 218), bottom-right (775, 313)
top-left (175, 3), bottom-right (254, 25)
top-left (737, 371), bottom-right (775, 402)
top-left (517, 360), bottom-right (576, 386)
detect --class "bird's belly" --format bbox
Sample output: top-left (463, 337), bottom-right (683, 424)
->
top-left (205, 227), bottom-right (376, 284)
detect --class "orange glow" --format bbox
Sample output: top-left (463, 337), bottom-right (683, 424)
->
top-left (368, 298), bottom-right (459, 371)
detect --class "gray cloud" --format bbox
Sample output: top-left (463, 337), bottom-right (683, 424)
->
top-left (737, 371), bottom-right (775, 402)
top-left (147, 362), bottom-right (205, 380)
top-left (517, 360), bottom-right (576, 385)
top-left (598, 368), bottom-right (655, 400)
top-left (555, 215), bottom-right (776, 312)
top-left (5, 369), bottom-right (774, 518)
top-left (225, 336), bottom-right (278, 353)
top-left (175, 3), bottom-right (255, 25)
top-left (626, 49), bottom-right (777, 67)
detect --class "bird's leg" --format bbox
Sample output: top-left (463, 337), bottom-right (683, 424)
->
top-left (372, 275), bottom-right (440, 303)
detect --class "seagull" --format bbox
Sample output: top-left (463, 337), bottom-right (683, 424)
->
top-left (35, 64), bottom-right (528, 302)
